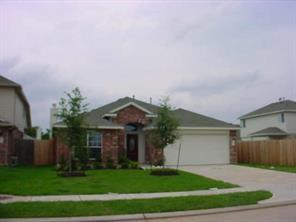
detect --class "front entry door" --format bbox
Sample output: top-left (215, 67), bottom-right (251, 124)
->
top-left (126, 134), bottom-right (138, 161)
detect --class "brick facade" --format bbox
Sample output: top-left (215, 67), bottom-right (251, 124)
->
top-left (114, 105), bottom-right (163, 163)
top-left (0, 127), bottom-right (23, 165)
top-left (0, 128), bottom-right (9, 165)
top-left (114, 105), bottom-right (149, 125)
top-left (55, 105), bottom-right (163, 165)
top-left (102, 130), bottom-right (120, 163)
top-left (145, 132), bottom-right (163, 164)
top-left (229, 130), bottom-right (238, 164)
top-left (55, 133), bottom-right (70, 163)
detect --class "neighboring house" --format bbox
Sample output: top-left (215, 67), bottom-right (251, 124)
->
top-left (0, 75), bottom-right (31, 165)
top-left (52, 97), bottom-right (239, 166)
top-left (239, 99), bottom-right (296, 141)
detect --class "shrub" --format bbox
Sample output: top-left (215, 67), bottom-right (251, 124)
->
top-left (106, 157), bottom-right (116, 169)
top-left (153, 157), bottom-right (165, 167)
top-left (56, 156), bottom-right (67, 171)
top-left (150, 168), bottom-right (179, 176)
top-left (119, 156), bottom-right (130, 169)
top-left (129, 161), bottom-right (139, 169)
top-left (8, 156), bottom-right (18, 167)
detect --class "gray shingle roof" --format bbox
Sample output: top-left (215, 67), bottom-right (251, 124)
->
top-left (54, 97), bottom-right (237, 129)
top-left (172, 108), bottom-right (238, 128)
top-left (240, 100), bottom-right (296, 119)
top-left (249, 127), bottom-right (287, 137)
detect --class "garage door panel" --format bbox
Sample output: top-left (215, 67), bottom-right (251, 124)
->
top-left (164, 133), bottom-right (229, 165)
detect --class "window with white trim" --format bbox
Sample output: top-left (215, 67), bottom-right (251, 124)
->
top-left (86, 131), bottom-right (102, 160)
top-left (279, 113), bottom-right (285, 123)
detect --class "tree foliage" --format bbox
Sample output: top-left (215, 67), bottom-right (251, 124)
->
top-left (41, 129), bottom-right (51, 140)
top-left (56, 87), bottom-right (88, 172)
top-left (24, 127), bottom-right (37, 138)
top-left (152, 97), bottom-right (179, 152)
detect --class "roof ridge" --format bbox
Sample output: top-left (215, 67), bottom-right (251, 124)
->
top-left (239, 99), bottom-right (296, 119)
top-left (0, 75), bottom-right (21, 87)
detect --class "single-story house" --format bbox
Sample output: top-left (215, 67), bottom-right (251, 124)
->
top-left (52, 97), bottom-right (239, 166)
top-left (239, 99), bottom-right (296, 141)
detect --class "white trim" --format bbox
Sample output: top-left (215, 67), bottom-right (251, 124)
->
top-left (145, 114), bottom-right (158, 118)
top-left (102, 113), bottom-right (117, 117)
top-left (108, 102), bottom-right (153, 114)
top-left (143, 126), bottom-right (239, 131)
top-left (53, 124), bottom-right (124, 130)
top-left (239, 110), bottom-right (296, 120)
top-left (86, 131), bottom-right (103, 148)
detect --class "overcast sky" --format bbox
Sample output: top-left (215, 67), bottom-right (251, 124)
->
top-left (1, 0), bottom-right (296, 130)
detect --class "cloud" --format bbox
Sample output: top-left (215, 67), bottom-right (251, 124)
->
top-left (171, 71), bottom-right (261, 96)
top-left (0, 1), bottom-right (295, 129)
top-left (0, 57), bottom-right (21, 73)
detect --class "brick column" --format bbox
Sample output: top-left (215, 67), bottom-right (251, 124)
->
top-left (229, 130), bottom-right (238, 164)
top-left (102, 130), bottom-right (119, 164)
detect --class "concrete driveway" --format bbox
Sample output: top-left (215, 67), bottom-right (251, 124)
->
top-left (181, 165), bottom-right (296, 203)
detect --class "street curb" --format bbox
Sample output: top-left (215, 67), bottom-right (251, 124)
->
top-left (1, 200), bottom-right (296, 222)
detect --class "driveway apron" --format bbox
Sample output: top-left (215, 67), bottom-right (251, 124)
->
top-left (181, 164), bottom-right (296, 203)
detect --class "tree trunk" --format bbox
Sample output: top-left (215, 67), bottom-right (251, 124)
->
top-left (162, 149), bottom-right (165, 169)
top-left (69, 148), bottom-right (72, 172)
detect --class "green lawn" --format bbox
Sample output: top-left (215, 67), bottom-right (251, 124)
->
top-left (0, 166), bottom-right (237, 195)
top-left (0, 191), bottom-right (272, 218)
top-left (238, 164), bottom-right (296, 173)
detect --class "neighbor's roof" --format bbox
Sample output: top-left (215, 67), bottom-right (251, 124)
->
top-left (0, 75), bottom-right (21, 87)
top-left (54, 96), bottom-right (238, 129)
top-left (0, 75), bottom-right (31, 128)
top-left (249, 127), bottom-right (287, 137)
top-left (239, 100), bottom-right (296, 119)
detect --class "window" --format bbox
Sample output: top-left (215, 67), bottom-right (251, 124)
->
top-left (279, 113), bottom-right (285, 123)
top-left (125, 124), bottom-right (138, 132)
top-left (86, 132), bottom-right (102, 159)
top-left (240, 119), bottom-right (246, 128)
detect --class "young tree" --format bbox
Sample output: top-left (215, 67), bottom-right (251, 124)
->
top-left (56, 87), bottom-right (88, 172)
top-left (151, 97), bottom-right (179, 167)
top-left (41, 129), bottom-right (51, 140)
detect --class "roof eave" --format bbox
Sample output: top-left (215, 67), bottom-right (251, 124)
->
top-left (53, 124), bottom-right (124, 130)
top-left (239, 110), bottom-right (296, 120)
top-left (143, 126), bottom-right (240, 131)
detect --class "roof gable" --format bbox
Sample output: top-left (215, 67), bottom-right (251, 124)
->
top-left (240, 100), bottom-right (296, 119)
top-left (0, 75), bottom-right (31, 128)
top-left (249, 127), bottom-right (287, 137)
top-left (108, 101), bottom-right (154, 114)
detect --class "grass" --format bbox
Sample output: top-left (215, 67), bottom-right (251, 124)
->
top-left (239, 163), bottom-right (296, 173)
top-left (0, 191), bottom-right (272, 218)
top-left (0, 166), bottom-right (237, 195)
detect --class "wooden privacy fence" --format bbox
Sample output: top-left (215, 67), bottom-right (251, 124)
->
top-left (14, 139), bottom-right (55, 165)
top-left (237, 139), bottom-right (296, 166)
top-left (14, 139), bottom-right (34, 165)
top-left (34, 140), bottom-right (55, 165)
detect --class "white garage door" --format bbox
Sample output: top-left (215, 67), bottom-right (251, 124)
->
top-left (164, 131), bottom-right (230, 165)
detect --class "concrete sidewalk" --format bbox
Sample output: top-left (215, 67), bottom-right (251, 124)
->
top-left (0, 187), bottom-right (256, 203)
